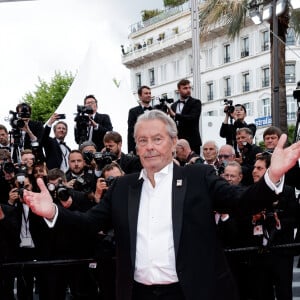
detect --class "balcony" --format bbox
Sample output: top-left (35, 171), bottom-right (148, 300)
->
top-left (224, 56), bottom-right (230, 64)
top-left (262, 78), bottom-right (270, 87)
top-left (122, 28), bottom-right (192, 68)
top-left (224, 88), bottom-right (231, 97)
top-left (261, 43), bottom-right (270, 51)
top-left (241, 50), bottom-right (249, 58)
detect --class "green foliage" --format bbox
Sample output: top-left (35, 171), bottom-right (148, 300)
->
top-left (141, 9), bottom-right (162, 21)
top-left (164, 0), bottom-right (187, 8)
top-left (22, 71), bottom-right (75, 123)
top-left (288, 124), bottom-right (296, 145)
top-left (258, 140), bottom-right (265, 150)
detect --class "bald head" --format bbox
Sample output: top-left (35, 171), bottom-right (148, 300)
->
top-left (218, 144), bottom-right (235, 163)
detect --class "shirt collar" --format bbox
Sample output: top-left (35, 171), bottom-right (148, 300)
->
top-left (139, 162), bottom-right (173, 181)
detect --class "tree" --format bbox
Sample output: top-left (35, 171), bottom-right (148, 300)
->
top-left (141, 9), bottom-right (162, 21)
top-left (199, 0), bottom-right (300, 134)
top-left (164, 0), bottom-right (187, 8)
top-left (23, 71), bottom-right (75, 123)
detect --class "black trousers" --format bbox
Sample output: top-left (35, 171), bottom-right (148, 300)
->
top-left (132, 281), bottom-right (185, 300)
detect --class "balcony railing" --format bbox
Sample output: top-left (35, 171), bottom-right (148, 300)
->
top-left (224, 88), bottom-right (231, 97)
top-left (224, 56), bottom-right (230, 63)
top-left (262, 79), bottom-right (270, 87)
top-left (242, 83), bottom-right (250, 92)
top-left (241, 50), bottom-right (249, 58)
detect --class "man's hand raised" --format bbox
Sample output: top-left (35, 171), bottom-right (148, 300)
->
top-left (23, 178), bottom-right (56, 220)
top-left (268, 133), bottom-right (300, 183)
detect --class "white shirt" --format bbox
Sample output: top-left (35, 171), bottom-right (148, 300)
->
top-left (134, 162), bottom-right (178, 285)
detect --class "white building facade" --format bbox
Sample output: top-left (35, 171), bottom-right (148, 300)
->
top-left (122, 2), bottom-right (300, 145)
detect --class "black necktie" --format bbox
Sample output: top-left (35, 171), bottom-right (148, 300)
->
top-left (60, 141), bottom-right (66, 146)
top-left (143, 106), bottom-right (152, 111)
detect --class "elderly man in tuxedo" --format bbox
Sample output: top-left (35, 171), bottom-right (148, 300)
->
top-left (24, 109), bottom-right (300, 300)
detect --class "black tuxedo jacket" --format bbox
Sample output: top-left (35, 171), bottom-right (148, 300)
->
top-left (91, 112), bottom-right (113, 151)
top-left (171, 97), bottom-right (202, 154)
top-left (127, 105), bottom-right (144, 154)
top-left (40, 125), bottom-right (71, 170)
top-left (56, 163), bottom-right (278, 300)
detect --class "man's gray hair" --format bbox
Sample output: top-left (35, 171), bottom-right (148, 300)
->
top-left (134, 109), bottom-right (178, 140)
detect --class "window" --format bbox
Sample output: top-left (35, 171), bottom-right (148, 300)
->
top-left (135, 73), bottom-right (141, 89)
top-left (207, 82), bottom-right (214, 101)
top-left (172, 27), bottom-right (179, 34)
top-left (206, 110), bottom-right (218, 116)
top-left (173, 60), bottom-right (181, 78)
top-left (261, 31), bottom-right (270, 51)
top-left (262, 67), bottom-right (270, 87)
top-left (286, 28), bottom-right (295, 46)
top-left (147, 38), bottom-right (153, 45)
top-left (158, 33), bottom-right (165, 41)
top-left (241, 37), bottom-right (249, 58)
top-left (160, 64), bottom-right (167, 82)
top-left (148, 68), bottom-right (155, 86)
top-left (243, 102), bottom-right (253, 116)
top-left (224, 44), bottom-right (230, 63)
top-left (262, 98), bottom-right (271, 117)
top-left (242, 73), bottom-right (250, 92)
top-left (224, 77), bottom-right (231, 97)
top-left (285, 63), bottom-right (296, 83)
top-left (287, 95), bottom-right (297, 120)
top-left (205, 48), bottom-right (213, 68)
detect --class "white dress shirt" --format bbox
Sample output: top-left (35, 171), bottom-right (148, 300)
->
top-left (134, 162), bottom-right (178, 285)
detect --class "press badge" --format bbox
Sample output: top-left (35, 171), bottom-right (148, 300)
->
top-left (253, 225), bottom-right (263, 236)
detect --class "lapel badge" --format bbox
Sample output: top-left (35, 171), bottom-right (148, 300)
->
top-left (176, 179), bottom-right (183, 187)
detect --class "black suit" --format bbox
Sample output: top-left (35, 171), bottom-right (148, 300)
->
top-left (170, 97), bottom-right (202, 154)
top-left (127, 105), bottom-right (145, 154)
top-left (40, 125), bottom-right (71, 170)
top-left (75, 112), bottom-right (113, 151)
top-left (55, 163), bottom-right (278, 300)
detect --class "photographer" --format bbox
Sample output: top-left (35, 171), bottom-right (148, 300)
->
top-left (235, 127), bottom-right (262, 186)
top-left (220, 102), bottom-right (256, 155)
top-left (103, 131), bottom-right (142, 174)
top-left (14, 103), bottom-right (44, 153)
top-left (44, 168), bottom-right (99, 299)
top-left (66, 150), bottom-right (97, 200)
top-left (245, 154), bottom-right (298, 300)
top-left (0, 124), bottom-right (11, 150)
top-left (75, 95), bottom-right (113, 151)
top-left (41, 113), bottom-right (70, 172)
top-left (168, 79), bottom-right (202, 154)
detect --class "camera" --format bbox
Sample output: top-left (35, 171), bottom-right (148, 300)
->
top-left (154, 96), bottom-right (174, 113)
top-left (83, 149), bottom-right (117, 170)
top-left (47, 181), bottom-right (70, 202)
top-left (217, 161), bottom-right (227, 176)
top-left (104, 176), bottom-right (116, 187)
top-left (73, 173), bottom-right (94, 194)
top-left (223, 99), bottom-right (235, 115)
top-left (9, 110), bottom-right (25, 129)
top-left (74, 105), bottom-right (94, 145)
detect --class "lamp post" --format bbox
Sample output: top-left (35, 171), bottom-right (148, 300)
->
top-left (272, 0), bottom-right (280, 128)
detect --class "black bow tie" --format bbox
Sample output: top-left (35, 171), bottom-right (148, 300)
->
top-left (143, 106), bottom-right (152, 111)
top-left (59, 141), bottom-right (66, 145)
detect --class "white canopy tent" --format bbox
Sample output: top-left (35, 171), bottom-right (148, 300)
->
top-left (53, 42), bottom-right (137, 151)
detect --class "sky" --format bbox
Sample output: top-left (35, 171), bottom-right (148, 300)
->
top-left (0, 0), bottom-right (163, 126)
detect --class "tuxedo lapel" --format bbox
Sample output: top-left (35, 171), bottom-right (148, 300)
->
top-left (172, 164), bottom-right (186, 259)
top-left (127, 177), bottom-right (144, 268)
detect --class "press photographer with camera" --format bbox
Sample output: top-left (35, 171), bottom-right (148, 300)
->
top-left (13, 103), bottom-right (44, 154)
top-left (220, 101), bottom-right (256, 156)
top-left (75, 95), bottom-right (113, 151)
top-left (103, 131), bottom-right (142, 174)
top-left (127, 85), bottom-right (152, 154)
top-left (41, 112), bottom-right (70, 172)
top-left (168, 79), bottom-right (202, 154)
top-left (245, 153), bottom-right (298, 300)
top-left (45, 168), bottom-right (99, 299)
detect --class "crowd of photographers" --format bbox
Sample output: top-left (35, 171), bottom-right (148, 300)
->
top-left (0, 89), bottom-right (300, 300)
